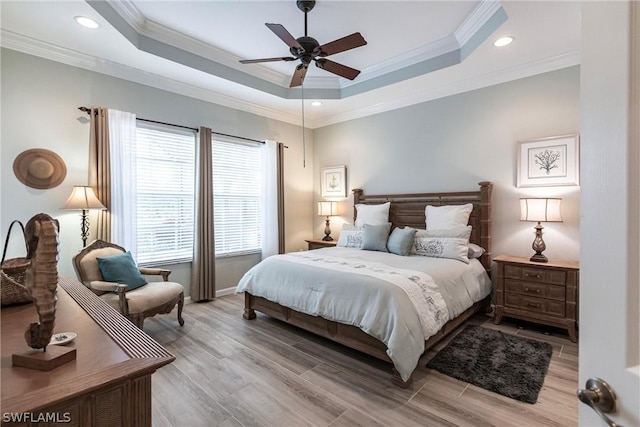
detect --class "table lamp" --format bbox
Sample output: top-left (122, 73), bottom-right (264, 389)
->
top-left (520, 198), bottom-right (562, 263)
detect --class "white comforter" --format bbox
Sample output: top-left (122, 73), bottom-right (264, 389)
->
top-left (235, 247), bottom-right (492, 381)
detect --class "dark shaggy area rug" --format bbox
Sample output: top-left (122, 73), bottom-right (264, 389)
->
top-left (426, 325), bottom-right (553, 404)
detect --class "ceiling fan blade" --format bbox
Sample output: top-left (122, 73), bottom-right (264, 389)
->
top-left (266, 23), bottom-right (303, 51)
top-left (315, 58), bottom-right (360, 80)
top-left (316, 32), bottom-right (367, 57)
top-left (289, 64), bottom-right (308, 88)
top-left (239, 57), bottom-right (296, 64)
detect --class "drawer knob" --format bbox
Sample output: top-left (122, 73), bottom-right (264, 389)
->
top-left (524, 287), bottom-right (541, 293)
top-left (526, 302), bottom-right (541, 308)
top-left (525, 273), bottom-right (542, 279)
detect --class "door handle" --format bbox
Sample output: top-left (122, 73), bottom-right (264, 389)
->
top-left (577, 378), bottom-right (620, 427)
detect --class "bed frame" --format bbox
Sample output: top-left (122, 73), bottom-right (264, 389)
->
top-left (243, 181), bottom-right (493, 387)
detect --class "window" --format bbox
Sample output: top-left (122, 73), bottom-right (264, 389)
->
top-left (135, 123), bottom-right (196, 265)
top-left (213, 139), bottom-right (262, 256)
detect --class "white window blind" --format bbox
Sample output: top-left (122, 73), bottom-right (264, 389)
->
top-left (213, 139), bottom-right (262, 256)
top-left (135, 123), bottom-right (196, 265)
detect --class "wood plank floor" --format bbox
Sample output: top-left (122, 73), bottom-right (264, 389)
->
top-left (145, 294), bottom-right (578, 427)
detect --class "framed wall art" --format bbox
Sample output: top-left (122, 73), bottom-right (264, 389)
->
top-left (321, 165), bottom-right (347, 198)
top-left (516, 134), bottom-right (580, 187)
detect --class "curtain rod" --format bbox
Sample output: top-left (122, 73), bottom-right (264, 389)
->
top-left (78, 107), bottom-right (277, 146)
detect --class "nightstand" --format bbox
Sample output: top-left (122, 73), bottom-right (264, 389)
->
top-left (305, 239), bottom-right (338, 250)
top-left (493, 255), bottom-right (579, 342)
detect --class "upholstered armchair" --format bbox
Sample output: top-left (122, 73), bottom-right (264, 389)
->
top-left (72, 240), bottom-right (185, 329)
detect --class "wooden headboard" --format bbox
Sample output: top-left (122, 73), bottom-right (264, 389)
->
top-left (352, 181), bottom-right (493, 271)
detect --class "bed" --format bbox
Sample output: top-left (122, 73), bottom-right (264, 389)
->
top-left (237, 182), bottom-right (493, 387)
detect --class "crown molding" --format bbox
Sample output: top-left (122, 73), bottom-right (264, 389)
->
top-left (308, 50), bottom-right (581, 129)
top-left (140, 19), bottom-right (288, 87)
top-left (89, 0), bottom-right (506, 96)
top-left (105, 0), bottom-right (327, 89)
top-left (455, 0), bottom-right (503, 46)
top-left (108, 0), bottom-right (145, 31)
top-left (0, 30), bottom-right (301, 126)
top-left (1, 30), bottom-right (579, 130)
top-left (353, 35), bottom-right (459, 84)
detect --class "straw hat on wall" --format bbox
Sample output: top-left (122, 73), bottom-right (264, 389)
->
top-left (13, 149), bottom-right (67, 190)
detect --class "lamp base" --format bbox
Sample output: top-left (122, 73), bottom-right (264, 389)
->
top-left (529, 222), bottom-right (548, 263)
top-left (322, 217), bottom-right (333, 241)
top-left (529, 253), bottom-right (548, 263)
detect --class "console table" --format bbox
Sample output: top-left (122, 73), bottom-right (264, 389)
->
top-left (1, 276), bottom-right (175, 426)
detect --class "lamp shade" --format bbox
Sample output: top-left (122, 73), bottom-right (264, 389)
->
top-left (63, 186), bottom-right (106, 210)
top-left (317, 201), bottom-right (339, 216)
top-left (520, 198), bottom-right (562, 222)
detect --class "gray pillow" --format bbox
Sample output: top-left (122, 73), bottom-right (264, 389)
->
top-left (362, 223), bottom-right (392, 252)
top-left (387, 227), bottom-right (418, 256)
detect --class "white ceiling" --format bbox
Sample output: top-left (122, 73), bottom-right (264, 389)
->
top-left (0, 1), bottom-right (581, 128)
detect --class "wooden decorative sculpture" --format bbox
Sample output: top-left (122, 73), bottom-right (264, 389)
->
top-left (12, 213), bottom-right (76, 371)
top-left (23, 213), bottom-right (60, 350)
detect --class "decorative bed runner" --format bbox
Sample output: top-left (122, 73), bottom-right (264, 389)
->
top-left (280, 252), bottom-right (449, 337)
top-left (426, 325), bottom-right (552, 403)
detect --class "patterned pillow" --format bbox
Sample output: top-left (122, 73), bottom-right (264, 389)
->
top-left (411, 226), bottom-right (472, 263)
top-left (336, 224), bottom-right (364, 249)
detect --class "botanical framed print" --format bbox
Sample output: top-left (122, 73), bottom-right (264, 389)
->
top-left (321, 165), bottom-right (347, 198)
top-left (516, 134), bottom-right (580, 187)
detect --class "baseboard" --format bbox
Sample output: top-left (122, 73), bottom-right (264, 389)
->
top-left (183, 286), bottom-right (237, 304)
top-left (216, 286), bottom-right (237, 297)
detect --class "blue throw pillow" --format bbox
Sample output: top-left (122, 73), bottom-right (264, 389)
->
top-left (387, 227), bottom-right (418, 256)
top-left (96, 251), bottom-right (147, 290)
top-left (362, 223), bottom-right (392, 252)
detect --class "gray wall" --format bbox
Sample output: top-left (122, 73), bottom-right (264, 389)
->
top-left (313, 66), bottom-right (581, 262)
top-left (1, 49), bottom-right (314, 296)
top-left (1, 48), bottom-right (581, 297)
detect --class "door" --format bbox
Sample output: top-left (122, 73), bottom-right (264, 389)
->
top-left (580, 2), bottom-right (639, 426)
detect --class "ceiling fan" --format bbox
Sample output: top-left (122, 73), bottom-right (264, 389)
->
top-left (239, 0), bottom-right (367, 87)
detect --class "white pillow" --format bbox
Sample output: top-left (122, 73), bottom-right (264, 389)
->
top-left (336, 224), bottom-right (364, 249)
top-left (411, 226), bottom-right (471, 263)
top-left (468, 243), bottom-right (485, 259)
top-left (354, 202), bottom-right (391, 228)
top-left (425, 203), bottom-right (473, 230)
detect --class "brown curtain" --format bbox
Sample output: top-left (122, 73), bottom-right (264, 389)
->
top-left (191, 127), bottom-right (216, 301)
top-left (88, 107), bottom-right (111, 241)
top-left (277, 142), bottom-right (285, 254)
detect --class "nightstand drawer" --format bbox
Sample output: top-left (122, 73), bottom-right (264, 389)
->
top-left (505, 294), bottom-right (565, 317)
top-left (504, 265), bottom-right (566, 285)
top-left (504, 279), bottom-right (565, 301)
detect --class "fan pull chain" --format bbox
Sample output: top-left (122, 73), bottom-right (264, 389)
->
top-left (301, 82), bottom-right (306, 168)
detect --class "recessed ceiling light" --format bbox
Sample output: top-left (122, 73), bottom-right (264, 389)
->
top-left (494, 36), bottom-right (514, 47)
top-left (311, 101), bottom-right (323, 107)
top-left (75, 16), bottom-right (100, 29)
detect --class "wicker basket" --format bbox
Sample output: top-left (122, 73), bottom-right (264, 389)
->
top-left (1, 220), bottom-right (32, 306)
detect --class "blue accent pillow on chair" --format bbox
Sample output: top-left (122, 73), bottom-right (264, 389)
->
top-left (96, 251), bottom-right (147, 290)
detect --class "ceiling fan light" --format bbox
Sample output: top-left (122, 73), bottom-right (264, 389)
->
top-left (494, 36), bottom-right (514, 47)
top-left (75, 16), bottom-right (100, 29)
